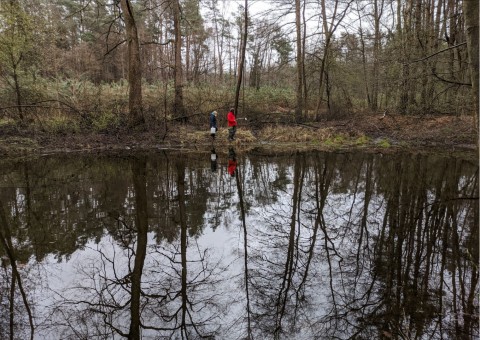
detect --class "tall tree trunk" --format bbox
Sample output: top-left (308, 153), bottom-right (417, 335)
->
top-left (463, 0), bottom-right (479, 133)
top-left (302, 0), bottom-right (308, 116)
top-left (12, 63), bottom-right (23, 121)
top-left (371, 0), bottom-right (383, 111)
top-left (398, 0), bottom-right (411, 114)
top-left (234, 0), bottom-right (248, 115)
top-left (212, 5), bottom-right (224, 80)
top-left (172, 0), bottom-right (186, 120)
top-left (186, 35), bottom-right (191, 83)
top-left (119, 0), bottom-right (144, 126)
top-left (294, 0), bottom-right (303, 122)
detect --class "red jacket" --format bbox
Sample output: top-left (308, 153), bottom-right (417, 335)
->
top-left (227, 111), bottom-right (237, 127)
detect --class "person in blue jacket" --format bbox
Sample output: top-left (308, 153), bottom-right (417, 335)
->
top-left (210, 111), bottom-right (218, 140)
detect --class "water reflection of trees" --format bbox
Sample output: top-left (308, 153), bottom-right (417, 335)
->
top-left (240, 152), bottom-right (478, 339)
top-left (46, 155), bottom-right (226, 338)
top-left (0, 151), bottom-right (477, 339)
top-left (0, 200), bottom-right (35, 340)
top-left (364, 156), bottom-right (479, 339)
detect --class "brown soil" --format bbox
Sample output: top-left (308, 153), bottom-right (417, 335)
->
top-left (0, 113), bottom-right (477, 157)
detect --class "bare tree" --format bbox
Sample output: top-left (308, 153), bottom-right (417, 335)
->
top-left (314, 0), bottom-right (352, 117)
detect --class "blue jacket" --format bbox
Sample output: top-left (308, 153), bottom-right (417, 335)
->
top-left (210, 112), bottom-right (217, 128)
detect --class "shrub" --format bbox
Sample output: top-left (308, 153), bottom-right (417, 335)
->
top-left (43, 114), bottom-right (80, 134)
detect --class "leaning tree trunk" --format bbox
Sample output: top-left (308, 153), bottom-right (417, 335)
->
top-left (120, 0), bottom-right (144, 127)
top-left (463, 0), bottom-right (479, 133)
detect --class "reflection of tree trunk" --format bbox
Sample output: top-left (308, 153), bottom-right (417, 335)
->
top-left (235, 165), bottom-right (252, 339)
top-left (128, 158), bottom-right (148, 340)
top-left (0, 201), bottom-right (34, 340)
top-left (373, 156), bottom-right (479, 337)
top-left (23, 164), bottom-right (34, 259)
top-left (465, 171), bottom-right (479, 335)
top-left (380, 161), bottom-right (403, 331)
top-left (176, 159), bottom-right (189, 336)
top-left (275, 153), bottom-right (304, 337)
top-left (444, 162), bottom-right (478, 337)
top-left (9, 269), bottom-right (16, 340)
top-left (299, 153), bottom-right (333, 293)
top-left (356, 156), bottom-right (372, 280)
top-left (317, 154), bottom-right (342, 319)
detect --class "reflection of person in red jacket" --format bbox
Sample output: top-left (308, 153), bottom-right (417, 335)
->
top-left (228, 147), bottom-right (237, 177)
top-left (227, 108), bottom-right (237, 141)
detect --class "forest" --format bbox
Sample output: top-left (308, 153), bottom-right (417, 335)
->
top-left (0, 0), bottom-right (478, 140)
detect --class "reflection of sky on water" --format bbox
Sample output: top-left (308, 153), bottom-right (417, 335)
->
top-left (35, 226), bottom-right (246, 338)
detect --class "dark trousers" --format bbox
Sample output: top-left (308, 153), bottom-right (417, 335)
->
top-left (228, 126), bottom-right (236, 140)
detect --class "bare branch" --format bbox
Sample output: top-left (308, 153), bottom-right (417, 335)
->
top-left (104, 39), bottom-right (127, 57)
top-left (141, 39), bottom-right (174, 46)
top-left (431, 69), bottom-right (472, 86)
top-left (407, 42), bottom-right (467, 65)
top-left (0, 100), bottom-right (81, 113)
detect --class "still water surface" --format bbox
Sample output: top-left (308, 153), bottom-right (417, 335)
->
top-left (0, 148), bottom-right (478, 339)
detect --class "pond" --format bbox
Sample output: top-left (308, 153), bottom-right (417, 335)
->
top-left (0, 148), bottom-right (478, 339)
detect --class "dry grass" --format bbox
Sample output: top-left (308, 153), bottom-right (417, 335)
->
top-left (184, 125), bottom-right (338, 145)
top-left (259, 126), bottom-right (334, 143)
top-left (180, 126), bottom-right (257, 144)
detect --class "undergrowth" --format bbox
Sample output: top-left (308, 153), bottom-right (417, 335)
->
top-left (0, 81), bottom-right (303, 134)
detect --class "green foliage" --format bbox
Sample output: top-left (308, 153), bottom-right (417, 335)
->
top-left (91, 111), bottom-right (121, 132)
top-left (0, 2), bottom-right (34, 69)
top-left (271, 36), bottom-right (293, 66)
top-left (241, 86), bottom-right (295, 112)
top-left (43, 115), bottom-right (80, 134)
top-left (0, 118), bottom-right (16, 128)
top-left (323, 134), bottom-right (347, 147)
top-left (0, 2), bottom-right (37, 116)
top-left (377, 138), bottom-right (391, 148)
top-left (354, 135), bottom-right (370, 145)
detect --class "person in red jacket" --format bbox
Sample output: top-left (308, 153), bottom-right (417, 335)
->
top-left (227, 108), bottom-right (237, 141)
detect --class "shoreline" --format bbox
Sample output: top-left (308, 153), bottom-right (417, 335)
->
top-left (0, 113), bottom-right (477, 159)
